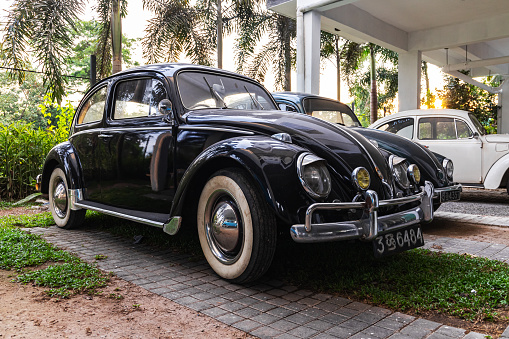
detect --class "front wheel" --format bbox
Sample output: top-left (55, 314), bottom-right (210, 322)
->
top-left (48, 167), bottom-right (86, 229)
top-left (197, 169), bottom-right (277, 283)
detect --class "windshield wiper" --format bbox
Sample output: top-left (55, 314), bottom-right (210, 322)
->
top-left (203, 77), bottom-right (228, 109)
top-left (243, 86), bottom-right (264, 110)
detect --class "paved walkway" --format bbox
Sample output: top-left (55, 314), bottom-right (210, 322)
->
top-left (28, 219), bottom-right (509, 339)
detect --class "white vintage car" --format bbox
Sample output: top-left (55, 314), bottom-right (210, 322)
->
top-left (369, 109), bottom-right (509, 193)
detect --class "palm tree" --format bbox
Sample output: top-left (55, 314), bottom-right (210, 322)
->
top-left (1, 0), bottom-right (86, 103)
top-left (341, 41), bottom-right (397, 123)
top-left (320, 32), bottom-right (343, 101)
top-left (235, 7), bottom-right (296, 91)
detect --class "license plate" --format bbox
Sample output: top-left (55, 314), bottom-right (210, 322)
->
top-left (440, 189), bottom-right (460, 203)
top-left (372, 225), bottom-right (424, 258)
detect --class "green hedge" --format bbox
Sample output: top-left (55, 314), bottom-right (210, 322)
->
top-left (0, 98), bottom-right (74, 200)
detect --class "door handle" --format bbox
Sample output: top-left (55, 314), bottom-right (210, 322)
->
top-left (98, 134), bottom-right (114, 139)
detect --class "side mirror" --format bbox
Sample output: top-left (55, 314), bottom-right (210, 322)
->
top-left (158, 99), bottom-right (174, 125)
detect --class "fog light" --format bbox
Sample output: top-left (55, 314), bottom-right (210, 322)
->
top-left (352, 167), bottom-right (370, 191)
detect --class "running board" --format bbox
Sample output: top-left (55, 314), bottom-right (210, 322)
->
top-left (74, 200), bottom-right (182, 235)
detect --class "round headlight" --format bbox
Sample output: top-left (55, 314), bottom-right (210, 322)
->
top-left (407, 164), bottom-right (421, 185)
top-left (352, 167), bottom-right (370, 190)
top-left (390, 155), bottom-right (410, 189)
top-left (442, 158), bottom-right (454, 181)
top-left (297, 153), bottom-right (331, 198)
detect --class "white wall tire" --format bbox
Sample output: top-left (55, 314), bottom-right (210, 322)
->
top-left (48, 167), bottom-right (86, 229)
top-left (197, 169), bottom-right (277, 283)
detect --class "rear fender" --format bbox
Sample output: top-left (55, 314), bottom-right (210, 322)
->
top-left (484, 153), bottom-right (509, 189)
top-left (170, 136), bottom-right (308, 224)
top-left (41, 141), bottom-right (83, 194)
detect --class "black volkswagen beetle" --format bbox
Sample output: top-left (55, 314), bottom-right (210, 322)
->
top-left (39, 64), bottom-right (434, 283)
top-left (272, 92), bottom-right (461, 210)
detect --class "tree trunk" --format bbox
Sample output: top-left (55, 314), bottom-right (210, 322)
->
top-left (369, 44), bottom-right (377, 124)
top-left (284, 18), bottom-right (291, 91)
top-left (217, 0), bottom-right (223, 69)
top-left (335, 36), bottom-right (341, 101)
top-left (111, 0), bottom-right (122, 74)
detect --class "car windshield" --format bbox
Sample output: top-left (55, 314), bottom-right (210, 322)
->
top-left (177, 71), bottom-right (277, 111)
top-left (468, 113), bottom-right (487, 135)
top-left (302, 98), bottom-right (361, 127)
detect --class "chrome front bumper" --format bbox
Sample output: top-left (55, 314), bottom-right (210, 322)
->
top-left (433, 183), bottom-right (462, 201)
top-left (290, 181), bottom-right (434, 243)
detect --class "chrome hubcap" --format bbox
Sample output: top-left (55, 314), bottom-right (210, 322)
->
top-left (52, 179), bottom-right (68, 219)
top-left (205, 190), bottom-right (243, 264)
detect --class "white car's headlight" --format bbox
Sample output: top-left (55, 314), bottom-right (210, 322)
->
top-left (297, 153), bottom-right (331, 199)
top-left (442, 158), bottom-right (454, 181)
top-left (390, 155), bottom-right (410, 189)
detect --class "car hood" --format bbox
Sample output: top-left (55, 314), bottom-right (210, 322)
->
top-left (485, 134), bottom-right (509, 143)
top-left (352, 127), bottom-right (448, 188)
top-left (185, 110), bottom-right (393, 198)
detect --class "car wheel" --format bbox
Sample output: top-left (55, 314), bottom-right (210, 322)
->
top-left (197, 169), bottom-right (277, 283)
top-left (48, 167), bottom-right (86, 229)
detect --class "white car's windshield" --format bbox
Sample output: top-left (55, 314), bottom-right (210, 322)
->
top-left (177, 71), bottom-right (277, 111)
top-left (468, 113), bottom-right (487, 135)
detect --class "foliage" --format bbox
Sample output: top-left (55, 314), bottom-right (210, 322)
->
top-left (0, 71), bottom-right (62, 129)
top-left (439, 73), bottom-right (499, 133)
top-left (18, 261), bottom-right (109, 298)
top-left (40, 95), bottom-right (75, 144)
top-left (236, 9), bottom-right (296, 91)
top-left (0, 212), bottom-right (54, 228)
top-left (0, 98), bottom-right (73, 200)
top-left (0, 0), bottom-right (85, 103)
top-left (142, 0), bottom-right (214, 66)
top-left (0, 122), bottom-right (55, 200)
top-left (350, 65), bottom-right (398, 126)
top-left (0, 225), bottom-right (108, 298)
top-left (67, 19), bottom-right (139, 86)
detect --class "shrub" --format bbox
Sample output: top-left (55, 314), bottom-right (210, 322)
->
top-left (0, 96), bottom-right (74, 200)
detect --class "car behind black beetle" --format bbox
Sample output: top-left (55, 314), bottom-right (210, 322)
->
top-left (39, 64), bottom-right (434, 283)
top-left (272, 92), bottom-right (461, 210)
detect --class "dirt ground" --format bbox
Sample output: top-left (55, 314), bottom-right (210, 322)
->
top-left (3, 205), bottom-right (509, 338)
top-left (0, 270), bottom-right (253, 339)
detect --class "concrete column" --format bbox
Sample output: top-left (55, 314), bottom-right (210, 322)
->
top-left (499, 79), bottom-right (509, 134)
top-left (398, 51), bottom-right (422, 111)
top-left (303, 11), bottom-right (321, 94)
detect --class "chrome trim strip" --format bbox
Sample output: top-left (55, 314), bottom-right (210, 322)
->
top-left (179, 126), bottom-right (255, 135)
top-left (71, 126), bottom-right (255, 138)
top-left (68, 189), bottom-right (83, 210)
top-left (74, 202), bottom-right (165, 228)
top-left (292, 181), bottom-right (434, 243)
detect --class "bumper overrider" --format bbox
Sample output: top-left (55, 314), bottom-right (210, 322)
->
top-left (290, 181), bottom-right (434, 243)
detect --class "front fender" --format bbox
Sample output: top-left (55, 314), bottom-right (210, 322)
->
top-left (484, 153), bottom-right (509, 189)
top-left (170, 136), bottom-right (310, 225)
top-left (41, 141), bottom-right (83, 194)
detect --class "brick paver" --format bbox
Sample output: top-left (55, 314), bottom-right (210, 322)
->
top-left (26, 223), bottom-right (497, 338)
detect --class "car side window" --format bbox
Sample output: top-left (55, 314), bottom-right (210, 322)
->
top-left (77, 86), bottom-right (107, 125)
top-left (278, 103), bottom-right (298, 112)
top-left (378, 118), bottom-right (414, 139)
top-left (456, 119), bottom-right (473, 138)
top-left (113, 78), bottom-right (167, 120)
top-left (418, 117), bottom-right (456, 140)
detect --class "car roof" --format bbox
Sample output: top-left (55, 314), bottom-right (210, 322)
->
top-left (370, 109), bottom-right (471, 127)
